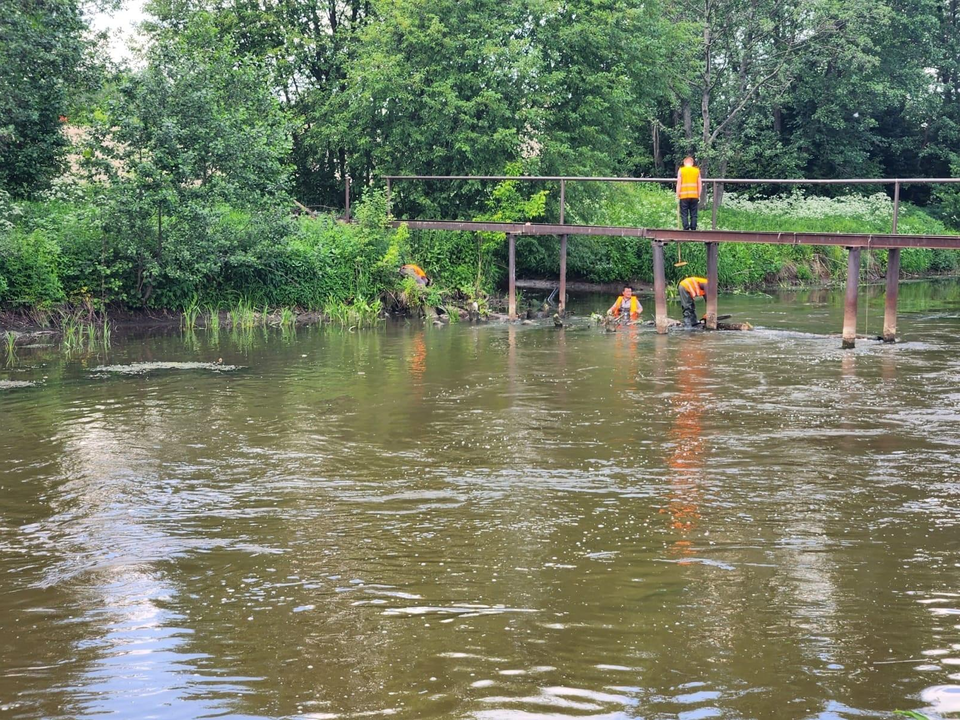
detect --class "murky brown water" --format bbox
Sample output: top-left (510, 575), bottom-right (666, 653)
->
top-left (2, 280), bottom-right (959, 720)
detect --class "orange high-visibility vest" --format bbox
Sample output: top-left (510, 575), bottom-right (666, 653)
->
top-left (401, 263), bottom-right (427, 280)
top-left (613, 296), bottom-right (641, 319)
top-left (678, 166), bottom-right (700, 199)
top-left (679, 277), bottom-right (707, 297)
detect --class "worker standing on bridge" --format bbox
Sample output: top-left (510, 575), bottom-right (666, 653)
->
top-left (676, 156), bottom-right (702, 231)
top-left (678, 276), bottom-right (708, 328)
top-left (607, 286), bottom-right (642, 321)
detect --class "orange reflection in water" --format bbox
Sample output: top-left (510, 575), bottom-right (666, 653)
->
top-left (661, 341), bottom-right (709, 562)
top-left (408, 331), bottom-right (427, 384)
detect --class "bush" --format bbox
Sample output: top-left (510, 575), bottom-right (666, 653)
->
top-left (0, 227), bottom-right (65, 307)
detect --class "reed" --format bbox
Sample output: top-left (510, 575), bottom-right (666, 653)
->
top-left (205, 305), bottom-right (221, 332)
top-left (278, 307), bottom-right (296, 327)
top-left (229, 299), bottom-right (257, 330)
top-left (4, 332), bottom-right (16, 366)
top-left (56, 310), bottom-right (112, 354)
top-left (182, 295), bottom-right (201, 331)
top-left (323, 298), bottom-right (382, 329)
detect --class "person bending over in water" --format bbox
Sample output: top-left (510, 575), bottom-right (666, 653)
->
top-left (607, 286), bottom-right (642, 322)
top-left (399, 263), bottom-right (431, 286)
top-left (678, 276), bottom-right (708, 328)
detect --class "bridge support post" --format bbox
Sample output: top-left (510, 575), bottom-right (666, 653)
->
top-left (705, 242), bottom-right (718, 329)
top-left (345, 175), bottom-right (351, 222)
top-left (559, 234), bottom-right (567, 315)
top-left (883, 248), bottom-right (900, 343)
top-left (508, 233), bottom-right (517, 320)
top-left (842, 246), bottom-right (861, 349)
top-left (652, 241), bottom-right (668, 334)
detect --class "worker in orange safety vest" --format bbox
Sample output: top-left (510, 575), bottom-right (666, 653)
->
top-left (607, 286), bottom-right (642, 321)
top-left (676, 156), bottom-right (702, 231)
top-left (399, 263), bottom-right (431, 286)
top-left (678, 276), bottom-right (707, 328)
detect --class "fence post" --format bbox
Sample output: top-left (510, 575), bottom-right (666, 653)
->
top-left (883, 181), bottom-right (901, 343)
top-left (711, 181), bottom-right (719, 230)
top-left (559, 179), bottom-right (566, 315)
top-left (385, 178), bottom-right (391, 218)
top-left (345, 175), bottom-right (351, 222)
top-left (560, 179), bottom-right (565, 225)
top-left (892, 180), bottom-right (900, 234)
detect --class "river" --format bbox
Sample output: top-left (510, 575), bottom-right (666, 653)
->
top-left (1, 280), bottom-right (959, 720)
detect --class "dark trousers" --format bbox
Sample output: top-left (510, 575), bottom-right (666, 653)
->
top-left (679, 198), bottom-right (699, 231)
top-left (679, 286), bottom-right (698, 327)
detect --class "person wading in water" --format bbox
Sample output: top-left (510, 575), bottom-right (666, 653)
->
top-left (607, 286), bottom-right (642, 323)
top-left (678, 276), bottom-right (708, 328)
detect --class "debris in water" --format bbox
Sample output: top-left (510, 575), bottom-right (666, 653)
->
top-left (0, 380), bottom-right (36, 390)
top-left (89, 362), bottom-right (242, 375)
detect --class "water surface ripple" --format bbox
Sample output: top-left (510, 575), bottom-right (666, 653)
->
top-left (1, 282), bottom-right (959, 719)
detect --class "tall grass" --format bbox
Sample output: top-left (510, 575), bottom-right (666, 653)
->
top-left (205, 305), bottom-right (221, 332)
top-left (182, 295), bottom-right (201, 331)
top-left (323, 297), bottom-right (383, 329)
top-left (57, 311), bottom-right (111, 355)
top-left (278, 307), bottom-right (296, 327)
top-left (228, 299), bottom-right (257, 330)
top-left (4, 332), bottom-right (16, 367)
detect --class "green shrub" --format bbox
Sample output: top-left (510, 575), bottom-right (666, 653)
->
top-left (0, 227), bottom-right (64, 307)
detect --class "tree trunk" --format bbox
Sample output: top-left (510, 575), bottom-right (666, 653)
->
top-left (652, 121), bottom-right (662, 173)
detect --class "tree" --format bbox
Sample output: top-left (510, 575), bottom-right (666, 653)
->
top-left (146, 0), bottom-right (371, 207)
top-left (83, 14), bottom-right (293, 305)
top-left (0, 0), bottom-right (86, 196)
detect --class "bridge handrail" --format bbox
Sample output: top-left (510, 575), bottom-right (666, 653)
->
top-left (376, 174), bottom-right (960, 233)
top-left (381, 175), bottom-right (960, 184)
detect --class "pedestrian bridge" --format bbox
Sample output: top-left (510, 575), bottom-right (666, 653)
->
top-left (357, 174), bottom-right (960, 347)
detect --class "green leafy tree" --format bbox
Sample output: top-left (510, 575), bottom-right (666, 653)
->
top-left (83, 14), bottom-right (293, 305)
top-left (0, 0), bottom-right (86, 196)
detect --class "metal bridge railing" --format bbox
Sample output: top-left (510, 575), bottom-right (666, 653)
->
top-left (377, 174), bottom-right (960, 235)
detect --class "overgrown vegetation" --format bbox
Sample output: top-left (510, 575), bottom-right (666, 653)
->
top-left (1, 181), bottom-right (958, 321)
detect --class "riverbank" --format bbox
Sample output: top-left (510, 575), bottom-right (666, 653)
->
top-left (3, 270), bottom-right (957, 340)
top-left (2, 185), bottom-right (958, 328)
